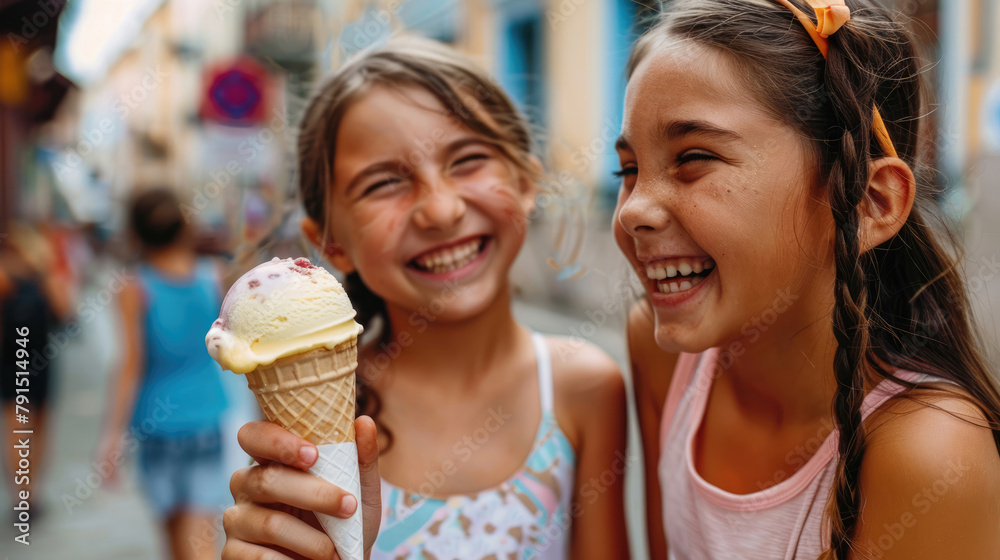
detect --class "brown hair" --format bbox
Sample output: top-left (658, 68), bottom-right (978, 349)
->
top-left (628, 1), bottom-right (1000, 557)
top-left (130, 188), bottom-right (186, 249)
top-left (297, 36), bottom-right (539, 440)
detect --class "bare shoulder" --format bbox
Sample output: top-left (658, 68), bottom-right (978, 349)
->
top-left (547, 335), bottom-right (625, 405)
top-left (865, 387), bottom-right (999, 466)
top-left (546, 336), bottom-right (626, 449)
top-left (858, 389), bottom-right (1000, 557)
top-left (627, 300), bottom-right (677, 412)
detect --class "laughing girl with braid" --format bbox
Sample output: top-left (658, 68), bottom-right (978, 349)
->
top-left (617, 1), bottom-right (1000, 558)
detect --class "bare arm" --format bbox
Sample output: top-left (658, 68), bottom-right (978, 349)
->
top-left (97, 281), bottom-right (144, 478)
top-left (41, 267), bottom-right (74, 322)
top-left (0, 269), bottom-right (9, 339)
top-left (552, 338), bottom-right (630, 560)
top-left (0, 268), bottom-right (11, 301)
top-left (627, 301), bottom-right (678, 560)
top-left (854, 394), bottom-right (1000, 559)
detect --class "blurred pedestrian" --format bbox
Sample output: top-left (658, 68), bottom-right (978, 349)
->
top-left (0, 223), bottom-right (71, 522)
top-left (98, 188), bottom-right (230, 560)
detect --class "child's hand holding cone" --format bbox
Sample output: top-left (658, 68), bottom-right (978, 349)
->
top-left (223, 417), bottom-right (382, 560)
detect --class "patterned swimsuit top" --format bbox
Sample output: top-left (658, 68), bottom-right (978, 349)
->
top-left (373, 333), bottom-right (577, 560)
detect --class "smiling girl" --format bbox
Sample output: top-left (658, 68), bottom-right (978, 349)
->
top-left (618, 1), bottom-right (1000, 559)
top-left (220, 38), bottom-right (629, 560)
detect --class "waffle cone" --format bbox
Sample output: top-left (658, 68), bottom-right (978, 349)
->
top-left (245, 338), bottom-right (358, 445)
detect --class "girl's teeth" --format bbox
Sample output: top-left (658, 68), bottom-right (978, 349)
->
top-left (656, 273), bottom-right (705, 294)
top-left (416, 238), bottom-right (484, 273)
top-left (645, 257), bottom-right (717, 280)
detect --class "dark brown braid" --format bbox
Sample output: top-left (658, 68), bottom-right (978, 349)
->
top-left (824, 22), bottom-right (876, 557)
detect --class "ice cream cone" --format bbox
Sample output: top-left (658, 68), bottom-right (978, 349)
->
top-left (206, 257), bottom-right (366, 560)
top-left (245, 340), bottom-right (358, 445)
top-left (246, 339), bottom-right (364, 560)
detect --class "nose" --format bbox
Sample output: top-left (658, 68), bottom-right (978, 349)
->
top-left (412, 177), bottom-right (466, 231)
top-left (616, 180), bottom-right (672, 238)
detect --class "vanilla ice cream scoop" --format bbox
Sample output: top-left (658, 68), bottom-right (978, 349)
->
top-left (206, 257), bottom-right (363, 374)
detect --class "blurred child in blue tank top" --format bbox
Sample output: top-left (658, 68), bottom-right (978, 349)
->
top-left (99, 188), bottom-right (230, 560)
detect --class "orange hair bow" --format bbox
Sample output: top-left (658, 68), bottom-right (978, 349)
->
top-left (771, 0), bottom-right (898, 157)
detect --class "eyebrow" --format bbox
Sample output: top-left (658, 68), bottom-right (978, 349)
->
top-left (345, 136), bottom-right (492, 195)
top-left (660, 119), bottom-right (744, 143)
top-left (615, 119), bottom-right (744, 153)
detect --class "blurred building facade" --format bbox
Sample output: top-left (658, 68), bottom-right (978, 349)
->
top-left (958, 0), bottom-right (1000, 367)
top-left (55, 0), bottom-right (658, 241)
top-left (0, 0), bottom-right (72, 231)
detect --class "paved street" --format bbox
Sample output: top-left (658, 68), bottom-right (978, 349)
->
top-left (0, 266), bottom-right (167, 559)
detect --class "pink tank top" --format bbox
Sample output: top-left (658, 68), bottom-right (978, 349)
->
top-left (658, 348), bottom-right (941, 559)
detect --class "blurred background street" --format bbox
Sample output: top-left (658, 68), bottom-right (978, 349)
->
top-left (1, 0), bottom-right (999, 558)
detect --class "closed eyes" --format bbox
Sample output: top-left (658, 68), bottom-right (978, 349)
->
top-left (614, 150), bottom-right (719, 178)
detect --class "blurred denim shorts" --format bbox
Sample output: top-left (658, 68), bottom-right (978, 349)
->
top-left (138, 429), bottom-right (229, 517)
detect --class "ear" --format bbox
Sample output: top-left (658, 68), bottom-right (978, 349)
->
top-left (300, 217), bottom-right (356, 275)
top-left (858, 157), bottom-right (915, 254)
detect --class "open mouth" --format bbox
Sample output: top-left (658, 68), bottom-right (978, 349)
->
top-left (408, 236), bottom-right (490, 276)
top-left (646, 257), bottom-right (716, 294)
